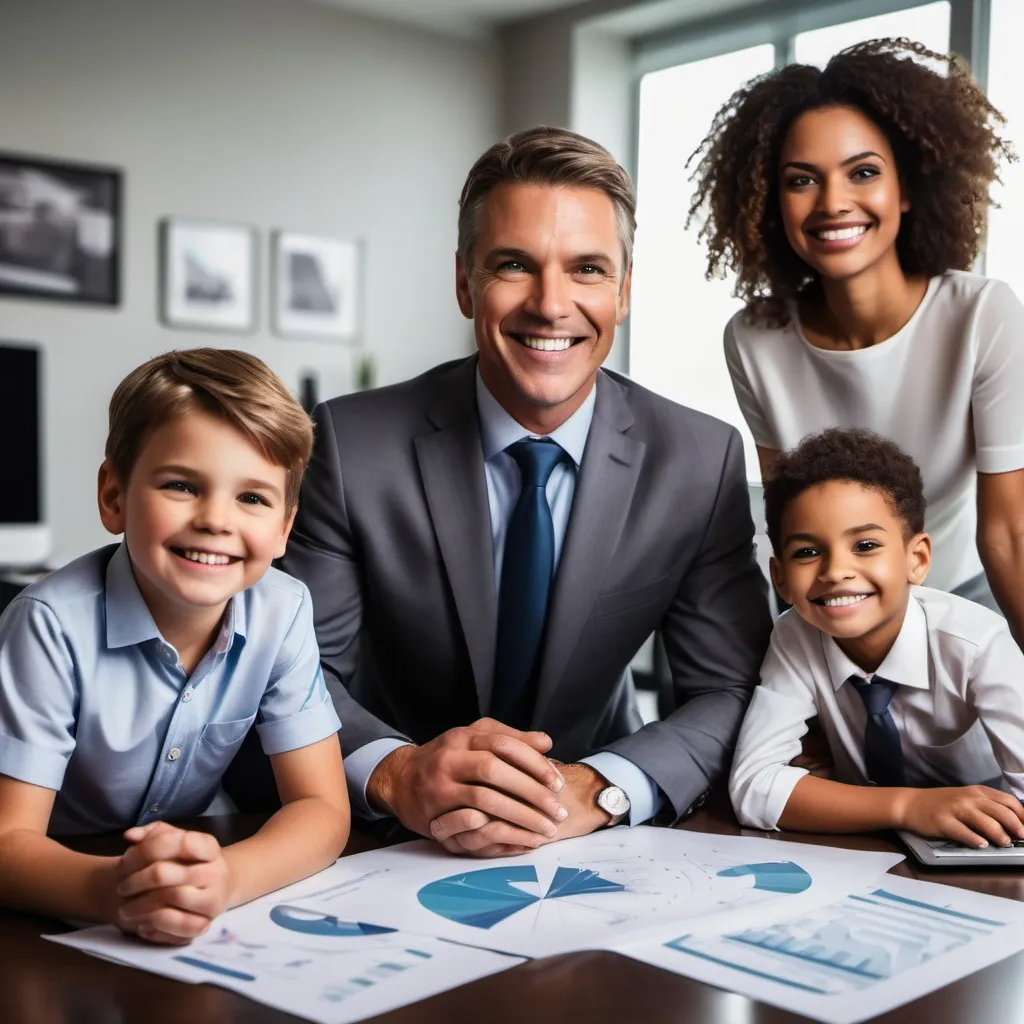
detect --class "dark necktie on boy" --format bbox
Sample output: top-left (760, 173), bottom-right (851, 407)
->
top-left (492, 438), bottom-right (567, 730)
top-left (849, 675), bottom-right (906, 787)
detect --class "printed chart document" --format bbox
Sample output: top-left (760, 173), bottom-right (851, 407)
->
top-left (48, 826), bottom-right (906, 1023)
top-left (50, 870), bottom-right (521, 1024)
top-left (307, 828), bottom-right (904, 958)
top-left (622, 872), bottom-right (1024, 1024)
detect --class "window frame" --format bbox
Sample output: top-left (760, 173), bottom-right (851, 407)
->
top-left (633, 0), bottom-right (988, 81)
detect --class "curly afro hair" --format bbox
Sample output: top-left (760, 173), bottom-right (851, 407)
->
top-left (764, 428), bottom-right (926, 554)
top-left (688, 38), bottom-right (1014, 324)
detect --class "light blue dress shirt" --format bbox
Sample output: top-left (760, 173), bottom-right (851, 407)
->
top-left (346, 373), bottom-right (663, 825)
top-left (0, 543), bottom-right (340, 835)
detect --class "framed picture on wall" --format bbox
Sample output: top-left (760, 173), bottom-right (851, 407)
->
top-left (160, 218), bottom-right (257, 332)
top-left (0, 152), bottom-right (121, 306)
top-left (272, 231), bottom-right (360, 341)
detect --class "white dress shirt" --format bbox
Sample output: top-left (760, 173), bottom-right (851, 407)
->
top-left (724, 272), bottom-right (1024, 592)
top-left (730, 586), bottom-right (1024, 831)
top-left (345, 372), bottom-right (663, 825)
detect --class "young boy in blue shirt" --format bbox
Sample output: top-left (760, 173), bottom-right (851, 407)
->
top-left (0, 348), bottom-right (349, 944)
top-left (730, 428), bottom-right (1024, 849)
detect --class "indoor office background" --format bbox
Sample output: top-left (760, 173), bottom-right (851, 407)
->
top-left (1, 0), bottom-right (1019, 630)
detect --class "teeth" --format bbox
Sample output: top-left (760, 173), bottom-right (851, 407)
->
top-left (816, 225), bottom-right (867, 241)
top-left (181, 549), bottom-right (233, 565)
top-left (521, 336), bottom-right (574, 352)
top-left (822, 594), bottom-right (869, 607)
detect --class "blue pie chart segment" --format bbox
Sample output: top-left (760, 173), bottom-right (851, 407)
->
top-left (269, 905), bottom-right (398, 936)
top-left (417, 865), bottom-right (628, 930)
top-left (417, 865), bottom-right (541, 929)
top-left (546, 866), bottom-right (628, 899)
top-left (716, 861), bottom-right (812, 894)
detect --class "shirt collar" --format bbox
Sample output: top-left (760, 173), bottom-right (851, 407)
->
top-left (104, 541), bottom-right (247, 651)
top-left (823, 589), bottom-right (930, 691)
top-left (475, 369), bottom-right (595, 467)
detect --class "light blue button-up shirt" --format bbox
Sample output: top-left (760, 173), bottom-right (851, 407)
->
top-left (346, 372), bottom-right (663, 825)
top-left (0, 543), bottom-right (340, 835)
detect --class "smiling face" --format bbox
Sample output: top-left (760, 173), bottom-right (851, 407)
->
top-left (770, 480), bottom-right (930, 670)
top-left (98, 409), bottom-right (295, 641)
top-left (456, 181), bottom-right (631, 433)
top-left (778, 105), bottom-right (909, 286)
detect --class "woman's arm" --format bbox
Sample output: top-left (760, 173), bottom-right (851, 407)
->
top-left (977, 468), bottom-right (1024, 646)
top-left (756, 445), bottom-right (781, 482)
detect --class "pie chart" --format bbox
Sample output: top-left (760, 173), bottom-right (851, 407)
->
top-left (269, 905), bottom-right (398, 936)
top-left (417, 865), bottom-right (627, 929)
top-left (716, 861), bottom-right (812, 894)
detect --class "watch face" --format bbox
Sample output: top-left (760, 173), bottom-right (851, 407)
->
top-left (597, 786), bottom-right (630, 817)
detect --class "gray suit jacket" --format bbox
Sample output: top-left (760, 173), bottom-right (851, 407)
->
top-left (280, 356), bottom-right (772, 819)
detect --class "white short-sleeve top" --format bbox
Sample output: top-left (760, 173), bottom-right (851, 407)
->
top-left (724, 271), bottom-right (1024, 593)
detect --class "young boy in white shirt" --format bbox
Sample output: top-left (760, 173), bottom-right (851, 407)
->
top-left (0, 348), bottom-right (349, 944)
top-left (730, 428), bottom-right (1024, 849)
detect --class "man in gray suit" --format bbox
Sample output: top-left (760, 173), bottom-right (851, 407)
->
top-left (280, 126), bottom-right (772, 857)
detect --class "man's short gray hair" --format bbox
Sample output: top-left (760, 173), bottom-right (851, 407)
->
top-left (457, 126), bottom-right (637, 273)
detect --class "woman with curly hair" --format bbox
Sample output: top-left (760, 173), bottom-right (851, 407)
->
top-left (690, 37), bottom-right (1024, 637)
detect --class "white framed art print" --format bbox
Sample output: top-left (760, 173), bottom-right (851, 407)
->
top-left (160, 218), bottom-right (256, 332)
top-left (272, 231), bottom-right (360, 341)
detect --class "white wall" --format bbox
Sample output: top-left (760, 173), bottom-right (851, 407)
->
top-left (0, 0), bottom-right (498, 564)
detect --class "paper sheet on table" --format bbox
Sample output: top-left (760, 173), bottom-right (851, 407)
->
top-left (620, 872), bottom-right (1024, 1024)
top-left (49, 892), bottom-right (520, 1024)
top-left (298, 827), bottom-right (904, 958)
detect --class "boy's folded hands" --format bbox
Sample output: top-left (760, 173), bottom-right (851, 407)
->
top-left (895, 785), bottom-right (1024, 850)
top-left (110, 821), bottom-right (231, 945)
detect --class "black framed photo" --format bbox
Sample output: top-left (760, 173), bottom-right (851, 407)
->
top-left (0, 152), bottom-right (121, 305)
top-left (160, 218), bottom-right (257, 333)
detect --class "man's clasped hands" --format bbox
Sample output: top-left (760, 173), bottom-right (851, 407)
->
top-left (366, 718), bottom-right (616, 858)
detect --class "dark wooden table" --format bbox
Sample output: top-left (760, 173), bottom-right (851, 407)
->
top-left (4, 806), bottom-right (1024, 1024)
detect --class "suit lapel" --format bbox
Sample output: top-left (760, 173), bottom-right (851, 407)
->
top-left (532, 373), bottom-right (645, 725)
top-left (414, 358), bottom-right (497, 715)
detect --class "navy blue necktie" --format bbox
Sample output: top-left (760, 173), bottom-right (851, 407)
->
top-left (492, 439), bottom-right (567, 729)
top-left (849, 675), bottom-right (906, 787)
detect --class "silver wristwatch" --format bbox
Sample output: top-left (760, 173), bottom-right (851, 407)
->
top-left (596, 784), bottom-right (630, 826)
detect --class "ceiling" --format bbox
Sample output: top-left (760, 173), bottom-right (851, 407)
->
top-left (309, 0), bottom-right (586, 38)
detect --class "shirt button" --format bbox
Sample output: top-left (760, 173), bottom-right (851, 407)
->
top-left (168, 747), bottom-right (181, 761)
top-left (149, 804), bottom-right (160, 814)
top-left (182, 689), bottom-right (194, 703)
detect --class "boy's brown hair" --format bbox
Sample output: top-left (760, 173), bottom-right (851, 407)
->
top-left (105, 348), bottom-right (313, 508)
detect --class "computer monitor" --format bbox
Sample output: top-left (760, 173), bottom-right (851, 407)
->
top-left (0, 341), bottom-right (50, 566)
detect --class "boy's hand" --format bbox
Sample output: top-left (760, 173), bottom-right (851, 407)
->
top-left (896, 785), bottom-right (1024, 849)
top-left (113, 821), bottom-right (232, 945)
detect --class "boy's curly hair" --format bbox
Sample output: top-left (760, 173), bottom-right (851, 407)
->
top-left (763, 428), bottom-right (926, 554)
top-left (688, 37), bottom-right (1014, 324)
